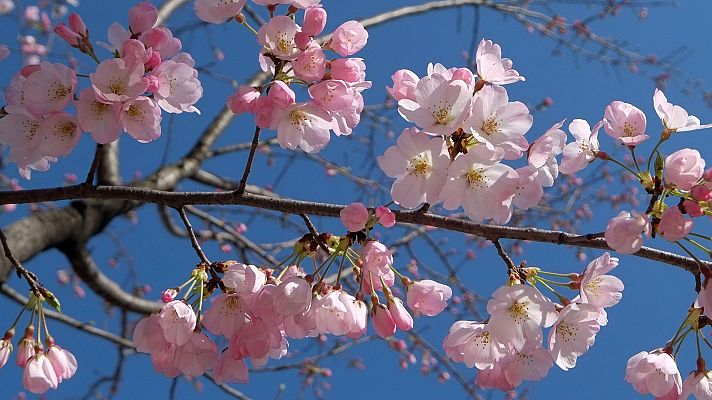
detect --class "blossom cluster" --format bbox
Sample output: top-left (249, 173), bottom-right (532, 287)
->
top-left (443, 253), bottom-right (623, 390)
top-left (133, 237), bottom-right (452, 384)
top-left (0, 2), bottom-right (202, 178)
top-left (214, 0), bottom-right (371, 153)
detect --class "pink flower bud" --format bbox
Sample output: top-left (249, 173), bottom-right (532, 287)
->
top-left (302, 6), bottom-right (327, 36)
top-left (406, 280), bottom-right (452, 316)
top-left (329, 21), bottom-right (368, 56)
top-left (372, 304), bottom-right (396, 338)
top-left (388, 297), bottom-right (413, 331)
top-left (68, 13), bottom-right (87, 37)
top-left (227, 85), bottom-right (260, 114)
top-left (129, 2), bottom-right (159, 34)
top-left (375, 206), bottom-right (396, 228)
top-left (386, 69), bottom-right (419, 101)
top-left (294, 31), bottom-right (312, 51)
top-left (604, 210), bottom-right (651, 254)
top-left (53, 23), bottom-right (80, 47)
top-left (664, 148), bottom-right (705, 191)
top-left (340, 202), bottom-right (369, 232)
top-left (657, 207), bottom-right (694, 242)
top-left (161, 288), bottom-right (178, 303)
top-left (330, 58), bottom-right (366, 83)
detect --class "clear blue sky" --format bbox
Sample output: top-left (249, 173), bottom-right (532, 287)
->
top-left (0, 0), bottom-right (711, 399)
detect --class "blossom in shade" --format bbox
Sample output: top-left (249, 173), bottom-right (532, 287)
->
top-left (330, 58), bottom-right (366, 83)
top-left (76, 88), bottom-right (123, 144)
top-left (475, 39), bottom-right (525, 85)
top-left (314, 290), bottom-right (359, 336)
top-left (22, 351), bottom-right (58, 394)
top-left (222, 262), bottom-right (266, 295)
top-left (664, 148), bottom-right (705, 191)
top-left (559, 119), bottom-right (603, 175)
top-left (302, 6), bottom-right (327, 36)
top-left (273, 276), bottom-right (312, 317)
top-left (657, 206), bottom-right (694, 242)
top-left (194, 0), bottom-right (246, 24)
top-left (329, 21), bottom-right (368, 56)
top-left (439, 145), bottom-right (519, 224)
top-left (340, 202), bottom-right (369, 232)
top-left (511, 166), bottom-right (544, 210)
top-left (443, 321), bottom-right (506, 369)
top-left (500, 344), bottom-right (553, 387)
top-left (387, 69), bottom-right (419, 101)
top-left (150, 60), bottom-right (202, 114)
top-left (578, 252), bottom-right (623, 309)
top-left (486, 284), bottom-right (557, 351)
top-left (604, 210), bottom-right (651, 254)
top-left (132, 314), bottom-right (171, 355)
top-left (398, 73), bottom-right (472, 135)
top-left (603, 100), bottom-right (649, 146)
top-left (548, 303), bottom-right (600, 370)
top-left (680, 370), bottom-right (712, 399)
top-left (16, 334), bottom-right (35, 367)
top-left (158, 300), bottom-right (197, 346)
top-left (361, 240), bottom-right (395, 293)
top-left (258, 16), bottom-right (301, 60)
top-left (121, 96), bottom-right (163, 142)
top-left (377, 128), bottom-right (449, 208)
top-left (406, 279), bottom-right (452, 316)
top-left (476, 362), bottom-right (514, 391)
top-left (91, 58), bottom-right (148, 104)
top-left (626, 350), bottom-right (682, 398)
top-left (174, 332), bottom-right (219, 378)
top-left (292, 42), bottom-right (326, 82)
top-left (129, 2), bottom-right (159, 33)
top-left (465, 84), bottom-right (532, 160)
top-left (22, 62), bottom-right (76, 115)
top-left (347, 299), bottom-right (368, 339)
top-left (653, 89), bottom-right (712, 133)
top-left (528, 120), bottom-right (566, 187)
top-left (227, 85), bottom-right (260, 114)
top-left (375, 206), bottom-right (396, 227)
top-left (272, 102), bottom-right (332, 153)
top-left (202, 293), bottom-right (248, 338)
top-left (36, 112), bottom-right (81, 157)
top-left (371, 304), bottom-right (396, 338)
top-left (214, 353), bottom-right (248, 384)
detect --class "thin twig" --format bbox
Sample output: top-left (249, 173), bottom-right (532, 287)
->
top-left (236, 125), bottom-right (261, 195)
top-left (492, 239), bottom-right (517, 271)
top-left (176, 206), bottom-right (211, 265)
top-left (85, 143), bottom-right (104, 185)
top-left (0, 228), bottom-right (42, 296)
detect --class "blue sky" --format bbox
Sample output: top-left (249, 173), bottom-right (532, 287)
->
top-left (0, 0), bottom-right (712, 399)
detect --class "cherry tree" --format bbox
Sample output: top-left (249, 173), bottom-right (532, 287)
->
top-left (0, 0), bottom-right (710, 399)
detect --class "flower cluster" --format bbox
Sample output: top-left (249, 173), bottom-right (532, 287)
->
top-left (443, 253), bottom-right (623, 390)
top-left (218, 1), bottom-right (370, 153)
top-left (0, 2), bottom-right (202, 178)
top-left (133, 235), bottom-right (451, 384)
top-left (0, 293), bottom-right (77, 394)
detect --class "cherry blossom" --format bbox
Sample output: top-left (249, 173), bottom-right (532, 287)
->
top-left (603, 100), bottom-right (649, 146)
top-left (653, 89), bottom-right (712, 133)
top-left (75, 88), bottom-right (123, 144)
top-left (133, 314), bottom-right (171, 355)
top-left (680, 370), bottom-right (712, 399)
top-left (548, 303), bottom-right (601, 370)
top-left (664, 148), bottom-right (705, 191)
top-left (387, 69), bottom-right (419, 101)
top-left (398, 73), bottom-right (472, 135)
top-left (22, 62), bottom-right (76, 115)
top-left (214, 353), bottom-right (248, 384)
top-left (150, 60), bottom-right (203, 114)
top-left (439, 145), bottom-right (518, 224)
top-left (0, 337), bottom-right (11, 368)
top-left (371, 304), bottom-right (396, 338)
top-left (361, 240), bottom-right (395, 292)
top-left (626, 350), bottom-right (682, 398)
top-left (258, 16), bottom-right (301, 61)
top-left (329, 21), bottom-right (368, 56)
top-left (121, 96), bottom-right (163, 142)
top-left (128, 2), bottom-right (159, 33)
top-left (657, 206), bottom-right (694, 242)
top-left (476, 39), bottom-right (525, 85)
top-left (375, 206), bottom-right (396, 227)
top-left (302, 6), bottom-right (327, 36)
top-left (443, 321), bottom-right (506, 369)
top-left (465, 84), bottom-right (533, 159)
top-left (578, 252), bottom-right (623, 309)
top-left (314, 290), bottom-right (359, 336)
top-left (387, 297), bottom-right (413, 331)
top-left (500, 344), bottom-right (553, 387)
top-left (272, 102), bottom-right (332, 153)
top-left (331, 58), bottom-right (366, 83)
top-left (340, 202), bottom-right (369, 232)
top-left (222, 262), bottom-right (266, 295)
top-left (45, 342), bottom-right (77, 383)
top-left (273, 276), bottom-right (312, 317)
top-left (406, 279), bottom-right (452, 316)
top-left (292, 43), bottom-right (326, 82)
top-left (36, 112), bottom-right (81, 157)
top-left (227, 85), bottom-right (261, 114)
top-left (202, 293), bottom-right (249, 338)
top-left (173, 332), bottom-right (219, 378)
top-left (605, 210), bottom-right (651, 254)
top-left (22, 351), bottom-right (58, 394)
top-left (194, 0), bottom-right (246, 24)
top-left (158, 300), bottom-right (197, 346)
top-left (559, 119), bottom-right (603, 175)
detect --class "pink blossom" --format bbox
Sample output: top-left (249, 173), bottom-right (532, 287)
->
top-left (500, 344), bottom-right (553, 387)
top-left (603, 100), bottom-right (649, 146)
top-left (330, 58), bottom-right (366, 83)
top-left (375, 206), bottom-right (396, 227)
top-left (16, 336), bottom-right (35, 367)
top-left (605, 210), bottom-right (651, 254)
top-left (139, 28), bottom-right (182, 59)
top-left (227, 85), bottom-right (260, 114)
top-left (398, 73), bottom-right (472, 135)
top-left (302, 6), bottom-right (327, 36)
top-left (158, 300), bottom-right (197, 346)
top-left (388, 297), bottom-right (413, 331)
top-left (37, 112), bottom-right (81, 157)
top-left (511, 166), bottom-right (543, 210)
top-left (75, 88), bottom-right (123, 144)
top-left (331, 90), bottom-right (365, 136)
top-left (340, 202), bottom-right (369, 232)
top-left (360, 240), bottom-right (395, 292)
top-left (314, 290), bottom-right (359, 336)
top-left (309, 80), bottom-right (354, 113)
top-left (347, 299), bottom-right (368, 339)
top-left (272, 102), bottom-right (332, 153)
top-left (465, 84), bottom-right (532, 159)
top-left (0, 105), bottom-right (44, 164)
top-left (45, 343), bottom-right (77, 382)
top-left (578, 252), bottom-right (623, 308)
top-left (68, 14), bottom-right (87, 38)
top-left (476, 362), bottom-right (514, 391)
top-left (439, 145), bottom-right (519, 224)
top-left (267, 80), bottom-right (296, 110)
top-left (406, 279), bottom-right (452, 316)
top-left (548, 303), bottom-right (600, 370)
top-left (0, 338), bottom-right (11, 368)
top-left (258, 16), bottom-right (301, 60)
top-left (151, 346), bottom-right (180, 377)
top-left (653, 89), bottom-right (712, 133)
top-left (231, 319), bottom-right (286, 364)
top-left (91, 58), bottom-right (148, 104)
top-left (194, 0), bottom-right (246, 24)
top-left (697, 280), bottom-right (712, 319)
top-left (559, 119), bottom-right (603, 175)
top-left (486, 284), bottom-right (556, 351)
top-left (54, 23), bottom-right (81, 47)
top-left (122, 96), bottom-right (163, 142)
top-left (202, 293), bottom-right (248, 338)
top-left (626, 350), bottom-right (682, 398)
top-left (657, 206), bottom-right (694, 242)
top-left (22, 62), bottom-right (76, 115)
top-left (214, 354), bottom-right (248, 384)
top-left (291, 43), bottom-right (326, 82)
top-left (443, 321), bottom-right (505, 369)
top-left (22, 352), bottom-right (58, 394)
top-left (174, 332), bottom-right (219, 378)
top-left (150, 60), bottom-right (202, 114)
top-left (680, 370), bottom-right (712, 399)
top-left (222, 262), bottom-right (266, 295)
top-left (664, 148), bottom-right (705, 190)
top-left (133, 314), bottom-right (171, 354)
top-left (377, 129), bottom-right (449, 208)
top-left (129, 2), bottom-right (159, 34)
top-left (475, 39), bottom-right (525, 85)
top-left (387, 69), bottom-right (419, 101)
top-left (250, 285), bottom-right (285, 325)
top-left (372, 304), bottom-right (396, 338)
top-left (0, 45), bottom-right (9, 61)
top-left (273, 275), bottom-right (312, 316)
top-left (329, 21), bottom-right (368, 56)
